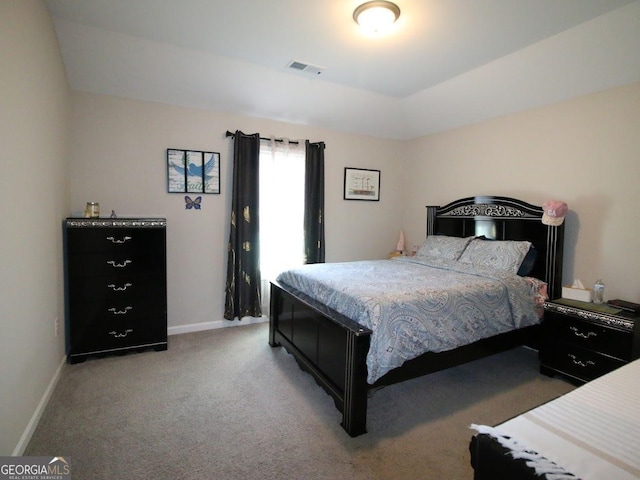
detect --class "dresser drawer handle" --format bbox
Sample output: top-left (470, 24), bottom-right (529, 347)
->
top-left (109, 329), bottom-right (133, 338)
top-left (106, 260), bottom-right (132, 268)
top-left (568, 353), bottom-right (595, 368)
top-left (569, 326), bottom-right (597, 339)
top-left (108, 306), bottom-right (133, 315)
top-left (107, 283), bottom-right (133, 291)
top-left (106, 236), bottom-right (132, 244)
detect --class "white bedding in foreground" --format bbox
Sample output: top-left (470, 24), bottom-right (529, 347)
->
top-left (494, 359), bottom-right (640, 479)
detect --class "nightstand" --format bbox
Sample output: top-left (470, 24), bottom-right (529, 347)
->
top-left (540, 299), bottom-right (640, 383)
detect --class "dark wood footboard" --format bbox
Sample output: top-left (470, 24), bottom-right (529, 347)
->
top-left (269, 280), bottom-right (371, 436)
top-left (270, 280), bottom-right (540, 436)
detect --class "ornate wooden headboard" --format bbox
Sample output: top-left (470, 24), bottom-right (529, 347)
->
top-left (426, 196), bottom-right (564, 300)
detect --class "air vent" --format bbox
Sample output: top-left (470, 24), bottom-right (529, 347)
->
top-left (287, 60), bottom-right (325, 76)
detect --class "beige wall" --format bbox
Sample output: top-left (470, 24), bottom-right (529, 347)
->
top-left (0, 0), bottom-right (70, 454)
top-left (68, 93), bottom-right (406, 330)
top-left (403, 82), bottom-right (640, 302)
top-left (69, 82), bottom-right (640, 333)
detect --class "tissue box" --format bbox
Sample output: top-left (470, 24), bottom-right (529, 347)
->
top-left (562, 286), bottom-right (593, 302)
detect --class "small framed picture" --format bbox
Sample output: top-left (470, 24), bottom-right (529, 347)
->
top-left (344, 167), bottom-right (380, 201)
top-left (202, 151), bottom-right (220, 194)
top-left (167, 149), bottom-right (186, 193)
top-left (186, 150), bottom-right (204, 193)
top-left (167, 148), bottom-right (220, 194)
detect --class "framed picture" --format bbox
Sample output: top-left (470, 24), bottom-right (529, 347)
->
top-left (167, 148), bottom-right (220, 194)
top-left (167, 149), bottom-right (186, 193)
top-left (343, 167), bottom-right (380, 201)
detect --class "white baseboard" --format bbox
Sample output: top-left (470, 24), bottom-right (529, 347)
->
top-left (167, 315), bottom-right (269, 336)
top-left (13, 355), bottom-right (66, 456)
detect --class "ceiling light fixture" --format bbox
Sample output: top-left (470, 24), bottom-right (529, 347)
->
top-left (353, 1), bottom-right (401, 33)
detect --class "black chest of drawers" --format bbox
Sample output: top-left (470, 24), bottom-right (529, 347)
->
top-left (540, 299), bottom-right (639, 383)
top-left (64, 218), bottom-right (167, 363)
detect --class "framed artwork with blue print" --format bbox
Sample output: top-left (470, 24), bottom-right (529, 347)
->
top-left (167, 148), bottom-right (220, 194)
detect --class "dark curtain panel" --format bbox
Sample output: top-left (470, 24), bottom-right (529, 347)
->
top-left (304, 140), bottom-right (325, 264)
top-left (224, 131), bottom-right (262, 320)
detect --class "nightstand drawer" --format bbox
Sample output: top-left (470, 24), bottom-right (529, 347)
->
top-left (552, 344), bottom-right (626, 381)
top-left (555, 315), bottom-right (633, 360)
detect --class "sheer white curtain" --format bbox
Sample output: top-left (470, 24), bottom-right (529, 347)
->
top-left (259, 137), bottom-right (306, 311)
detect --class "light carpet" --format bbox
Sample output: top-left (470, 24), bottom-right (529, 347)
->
top-left (25, 322), bottom-right (574, 479)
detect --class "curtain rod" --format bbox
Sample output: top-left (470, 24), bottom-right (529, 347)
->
top-left (225, 130), bottom-right (299, 145)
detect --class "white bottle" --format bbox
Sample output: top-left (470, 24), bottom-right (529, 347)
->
top-left (593, 279), bottom-right (604, 304)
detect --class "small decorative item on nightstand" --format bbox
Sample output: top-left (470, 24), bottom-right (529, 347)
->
top-left (388, 230), bottom-right (405, 258)
top-left (540, 298), bottom-right (639, 384)
top-left (396, 230), bottom-right (405, 255)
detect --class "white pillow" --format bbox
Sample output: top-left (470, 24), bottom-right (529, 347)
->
top-left (415, 235), bottom-right (474, 261)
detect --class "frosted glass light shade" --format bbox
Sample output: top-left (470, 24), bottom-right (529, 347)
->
top-left (353, 1), bottom-right (401, 33)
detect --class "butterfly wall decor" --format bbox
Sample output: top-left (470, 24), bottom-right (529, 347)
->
top-left (184, 195), bottom-right (202, 210)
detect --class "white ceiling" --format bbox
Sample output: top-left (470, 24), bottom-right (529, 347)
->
top-left (44, 0), bottom-right (640, 139)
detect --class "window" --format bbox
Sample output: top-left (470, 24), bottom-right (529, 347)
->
top-left (259, 139), bottom-right (306, 308)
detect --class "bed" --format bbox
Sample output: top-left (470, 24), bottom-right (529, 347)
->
top-left (470, 358), bottom-right (640, 479)
top-left (269, 196), bottom-right (565, 436)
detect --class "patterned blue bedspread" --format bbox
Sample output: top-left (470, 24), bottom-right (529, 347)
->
top-left (276, 257), bottom-right (545, 384)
